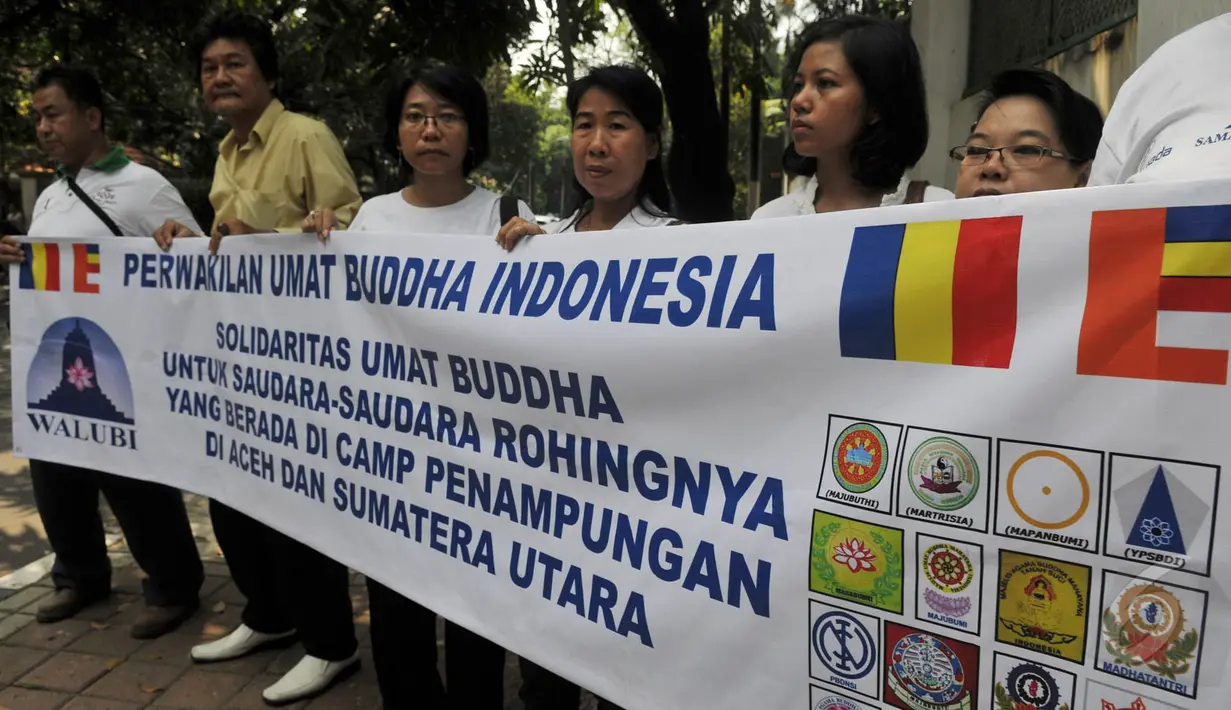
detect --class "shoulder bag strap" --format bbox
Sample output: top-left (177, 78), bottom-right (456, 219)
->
top-left (499, 194), bottom-right (520, 225)
top-left (905, 179), bottom-right (930, 205)
top-left (65, 177), bottom-right (124, 236)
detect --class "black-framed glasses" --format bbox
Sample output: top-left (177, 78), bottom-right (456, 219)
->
top-left (405, 111), bottom-right (466, 129)
top-left (949, 144), bottom-right (1071, 167)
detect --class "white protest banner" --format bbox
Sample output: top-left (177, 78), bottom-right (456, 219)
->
top-left (10, 179), bottom-right (1231, 710)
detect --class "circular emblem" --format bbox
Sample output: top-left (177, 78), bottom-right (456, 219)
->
top-left (908, 437), bottom-right (979, 511)
top-left (812, 611), bottom-right (876, 680)
top-left (832, 423), bottom-right (889, 493)
top-left (1006, 663), bottom-right (1060, 710)
top-left (1006, 450), bottom-right (1090, 530)
top-left (1117, 584), bottom-right (1184, 646)
top-left (813, 696), bottom-right (861, 710)
top-left (922, 543), bottom-right (973, 594)
top-left (890, 633), bottom-right (966, 705)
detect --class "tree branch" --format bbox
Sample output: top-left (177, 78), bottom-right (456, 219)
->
top-left (609, 0), bottom-right (676, 55)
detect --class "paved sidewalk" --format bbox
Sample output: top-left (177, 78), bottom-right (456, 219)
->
top-left (0, 495), bottom-right (388, 709)
top-left (0, 494), bottom-right (546, 709)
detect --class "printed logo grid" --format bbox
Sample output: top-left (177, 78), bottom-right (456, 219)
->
top-left (806, 415), bottom-right (1218, 710)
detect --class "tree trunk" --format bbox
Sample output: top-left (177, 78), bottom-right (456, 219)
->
top-left (614, 0), bottom-right (735, 223)
top-left (557, 0), bottom-right (577, 85)
top-left (719, 0), bottom-right (731, 150)
top-left (746, 0), bottom-right (762, 216)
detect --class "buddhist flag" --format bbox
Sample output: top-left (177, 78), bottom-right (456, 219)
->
top-left (1078, 204), bottom-right (1231, 385)
top-left (17, 243), bottom-right (61, 291)
top-left (839, 217), bottom-right (1022, 368)
top-left (73, 243), bottom-right (100, 294)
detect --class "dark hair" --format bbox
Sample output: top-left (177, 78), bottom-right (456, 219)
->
top-left (33, 64), bottom-right (106, 131)
top-left (782, 16), bottom-right (928, 191)
top-left (977, 68), bottom-right (1104, 163)
top-left (192, 12), bottom-right (280, 86)
top-left (564, 65), bottom-right (672, 227)
top-left (383, 62), bottom-right (490, 179)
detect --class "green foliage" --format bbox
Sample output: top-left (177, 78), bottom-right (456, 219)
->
top-left (0, 0), bottom-right (538, 207)
top-left (472, 64), bottom-right (572, 216)
top-left (810, 0), bottom-right (910, 19)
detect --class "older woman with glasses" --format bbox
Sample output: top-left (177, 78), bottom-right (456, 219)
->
top-left (952, 68), bottom-right (1104, 198)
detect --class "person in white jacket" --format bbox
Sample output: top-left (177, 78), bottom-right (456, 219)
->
top-left (1088, 12), bottom-right (1231, 185)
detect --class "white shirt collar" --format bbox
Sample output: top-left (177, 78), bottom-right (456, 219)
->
top-left (551, 200), bottom-right (674, 233)
top-left (785, 174), bottom-right (916, 215)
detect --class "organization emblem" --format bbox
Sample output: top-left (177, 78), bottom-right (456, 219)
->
top-left (25, 317), bottom-right (137, 451)
top-left (1099, 579), bottom-right (1202, 697)
top-left (995, 442), bottom-right (1105, 553)
top-left (813, 610), bottom-right (876, 680)
top-left (811, 510), bottom-right (904, 613)
top-left (832, 423), bottom-right (889, 493)
top-left (1119, 466), bottom-right (1211, 572)
top-left (1006, 450), bottom-right (1090, 530)
top-left (996, 552), bottom-right (1090, 663)
top-left (812, 693), bottom-right (865, 710)
top-left (1104, 455), bottom-right (1217, 576)
top-left (922, 543), bottom-right (974, 623)
top-left (916, 535), bottom-right (982, 633)
top-left (994, 663), bottom-right (1065, 710)
top-left (809, 601), bottom-right (881, 699)
top-left (884, 623), bottom-right (978, 710)
top-left (908, 437), bottom-right (979, 511)
top-left (1084, 679), bottom-right (1184, 710)
top-left (924, 543), bottom-right (973, 594)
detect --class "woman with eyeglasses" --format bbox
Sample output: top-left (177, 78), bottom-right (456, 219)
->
top-left (303, 64), bottom-right (533, 240)
top-left (753, 15), bottom-right (951, 219)
top-left (305, 62), bottom-right (532, 710)
top-left (952, 68), bottom-right (1104, 198)
top-left (495, 64), bottom-right (675, 251)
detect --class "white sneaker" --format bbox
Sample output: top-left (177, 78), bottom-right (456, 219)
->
top-left (261, 653), bottom-right (360, 705)
top-left (190, 624), bottom-right (296, 663)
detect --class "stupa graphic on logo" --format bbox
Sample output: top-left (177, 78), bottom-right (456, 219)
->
top-left (27, 318), bottom-right (134, 425)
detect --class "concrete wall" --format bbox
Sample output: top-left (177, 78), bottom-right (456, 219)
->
top-left (1041, 18), bottom-right (1138, 119)
top-left (910, 0), bottom-right (971, 190)
top-left (1137, 0), bottom-right (1231, 63)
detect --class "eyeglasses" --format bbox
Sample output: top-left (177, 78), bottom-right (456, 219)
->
top-left (949, 144), bottom-right (1071, 167)
top-left (404, 111), bottom-right (466, 129)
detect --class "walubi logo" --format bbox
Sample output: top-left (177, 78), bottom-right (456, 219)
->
top-left (26, 318), bottom-right (136, 449)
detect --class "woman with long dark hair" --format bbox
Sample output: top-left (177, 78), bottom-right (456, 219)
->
top-left (753, 15), bottom-right (951, 218)
top-left (497, 64), bottom-right (675, 250)
top-left (305, 62), bottom-right (532, 710)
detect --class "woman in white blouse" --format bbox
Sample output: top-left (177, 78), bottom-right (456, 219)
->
top-left (305, 62), bottom-right (531, 710)
top-left (754, 15), bottom-right (952, 219)
top-left (497, 64), bottom-right (675, 250)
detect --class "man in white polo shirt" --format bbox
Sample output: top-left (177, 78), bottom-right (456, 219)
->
top-left (0, 65), bottom-right (204, 639)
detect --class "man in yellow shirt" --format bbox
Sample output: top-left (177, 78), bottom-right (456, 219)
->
top-left (153, 14), bottom-right (361, 251)
top-left (154, 12), bottom-right (360, 705)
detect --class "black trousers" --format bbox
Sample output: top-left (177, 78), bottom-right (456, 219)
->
top-left (366, 577), bottom-right (506, 710)
top-left (30, 459), bottom-right (203, 607)
top-left (210, 499), bottom-right (357, 661)
top-left (519, 658), bottom-right (624, 710)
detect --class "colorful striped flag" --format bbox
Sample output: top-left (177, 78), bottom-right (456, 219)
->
top-left (1078, 204), bottom-right (1231, 385)
top-left (839, 217), bottom-right (1023, 368)
top-left (73, 243), bottom-right (100, 294)
top-left (17, 243), bottom-right (61, 291)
